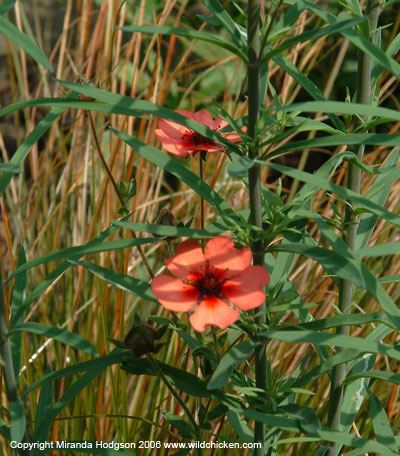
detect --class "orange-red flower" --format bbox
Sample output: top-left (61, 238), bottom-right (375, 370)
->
top-left (151, 236), bottom-right (269, 332)
top-left (155, 109), bottom-right (245, 158)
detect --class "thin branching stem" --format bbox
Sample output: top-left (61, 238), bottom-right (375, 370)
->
top-left (327, 2), bottom-right (381, 454)
top-left (87, 110), bottom-right (155, 279)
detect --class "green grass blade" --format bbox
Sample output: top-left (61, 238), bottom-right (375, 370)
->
top-left (22, 349), bottom-right (124, 398)
top-left (0, 16), bottom-right (52, 70)
top-left (10, 322), bottom-right (97, 356)
top-left (32, 366), bottom-right (53, 449)
top-left (10, 246), bottom-right (26, 385)
top-left (69, 260), bottom-right (156, 302)
top-left (38, 368), bottom-right (104, 438)
top-left (0, 0), bottom-right (16, 16)
top-left (0, 163), bottom-right (22, 173)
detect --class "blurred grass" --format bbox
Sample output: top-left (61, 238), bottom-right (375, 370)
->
top-left (1, 1), bottom-right (400, 455)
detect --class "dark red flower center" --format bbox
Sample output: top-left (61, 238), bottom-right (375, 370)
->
top-left (188, 266), bottom-right (228, 297)
top-left (181, 130), bottom-right (216, 146)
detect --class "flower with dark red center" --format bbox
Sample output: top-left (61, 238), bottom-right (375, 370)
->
top-left (155, 109), bottom-right (246, 158)
top-left (151, 236), bottom-right (269, 332)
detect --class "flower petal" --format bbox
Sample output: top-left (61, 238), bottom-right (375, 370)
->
top-left (155, 129), bottom-right (191, 157)
top-left (205, 236), bottom-right (253, 276)
top-left (165, 240), bottom-right (206, 279)
top-left (194, 109), bottom-right (214, 129)
top-left (157, 118), bottom-right (187, 140)
top-left (189, 295), bottom-right (240, 332)
top-left (221, 265), bottom-right (269, 310)
top-left (151, 275), bottom-right (199, 312)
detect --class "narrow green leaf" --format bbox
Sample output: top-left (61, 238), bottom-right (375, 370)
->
top-left (164, 412), bottom-right (194, 439)
top-left (0, 0), bottom-right (16, 16)
top-left (207, 341), bottom-right (258, 389)
top-left (356, 149), bottom-right (399, 250)
top-left (294, 325), bottom-right (392, 388)
top-left (367, 387), bottom-right (397, 453)
top-left (10, 322), bottom-right (98, 356)
top-left (0, 98), bottom-right (148, 119)
top-left (291, 312), bottom-right (394, 331)
top-left (278, 100), bottom-right (400, 122)
top-left (111, 220), bottom-right (222, 238)
top-left (54, 80), bottom-right (240, 150)
top-left (302, 2), bottom-right (400, 81)
top-left (201, 0), bottom-right (247, 49)
top-left (339, 354), bottom-right (375, 433)
top-left (268, 133), bottom-right (400, 158)
top-left (120, 24), bottom-right (247, 61)
top-left (347, 370), bottom-right (400, 385)
top-left (226, 410), bottom-right (253, 443)
top-left (69, 259), bottom-right (156, 302)
top-left (261, 329), bottom-right (400, 362)
top-left (9, 399), bottom-right (26, 443)
top-left (265, 162), bottom-right (400, 231)
top-left (7, 238), bottom-right (158, 281)
top-left (227, 156), bottom-right (255, 178)
top-left (280, 404), bottom-right (321, 433)
top-left (263, 16), bottom-right (367, 63)
top-left (0, 16), bottom-right (52, 70)
top-left (268, 242), bottom-right (364, 288)
top-left (272, 54), bottom-right (344, 131)
top-left (40, 368), bottom-right (104, 436)
top-left (0, 163), bottom-right (22, 173)
top-left (122, 356), bottom-right (213, 398)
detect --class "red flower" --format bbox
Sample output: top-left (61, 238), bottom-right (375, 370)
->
top-left (151, 236), bottom-right (269, 332)
top-left (155, 109), bottom-right (245, 158)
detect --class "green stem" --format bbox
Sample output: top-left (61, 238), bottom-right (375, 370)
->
top-left (199, 153), bottom-right (205, 232)
top-left (327, 2), bottom-right (381, 454)
top-left (0, 265), bottom-right (30, 456)
top-left (247, 1), bottom-right (266, 454)
top-left (146, 354), bottom-right (203, 456)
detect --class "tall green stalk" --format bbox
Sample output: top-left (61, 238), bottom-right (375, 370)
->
top-left (247, 1), bottom-right (266, 453)
top-left (327, 2), bottom-right (381, 454)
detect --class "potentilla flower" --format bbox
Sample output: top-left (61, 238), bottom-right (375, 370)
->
top-left (151, 236), bottom-right (269, 332)
top-left (155, 109), bottom-right (245, 158)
